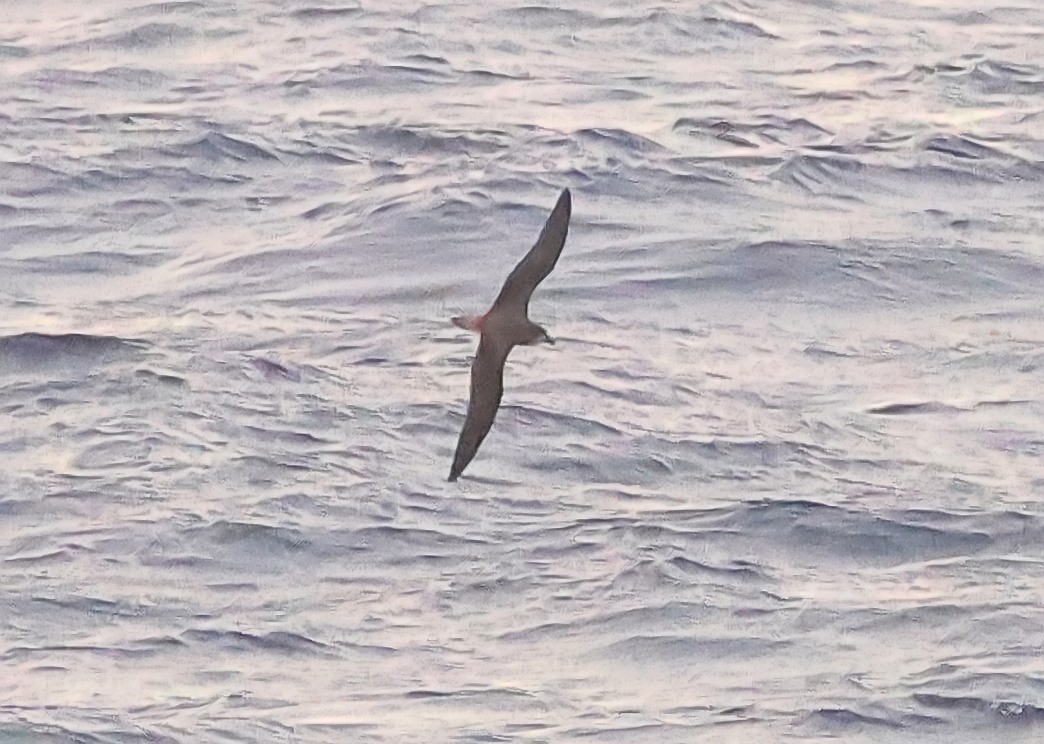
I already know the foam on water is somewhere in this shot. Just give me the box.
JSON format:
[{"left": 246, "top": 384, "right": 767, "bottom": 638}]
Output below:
[{"left": 1, "top": 0, "right": 1043, "bottom": 742}]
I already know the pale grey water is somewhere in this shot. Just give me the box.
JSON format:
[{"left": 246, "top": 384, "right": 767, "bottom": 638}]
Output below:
[{"left": 1, "top": 0, "right": 1043, "bottom": 741}]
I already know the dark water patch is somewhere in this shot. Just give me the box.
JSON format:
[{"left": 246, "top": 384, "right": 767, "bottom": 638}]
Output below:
[
  {"left": 73, "top": 167, "right": 129, "bottom": 191},
  {"left": 913, "top": 693, "right": 1044, "bottom": 722},
  {"left": 0, "top": 722, "right": 119, "bottom": 744},
  {"left": 17, "top": 249, "right": 166, "bottom": 276},
  {"left": 799, "top": 706, "right": 905, "bottom": 731},
  {"left": 296, "top": 61, "right": 459, "bottom": 93},
  {"left": 111, "top": 197, "right": 174, "bottom": 218},
  {"left": 924, "top": 133, "right": 1005, "bottom": 160},
  {"left": 228, "top": 451, "right": 313, "bottom": 477},
  {"left": 136, "top": 549, "right": 214, "bottom": 569},
  {"left": 404, "top": 685, "right": 538, "bottom": 701},
  {"left": 0, "top": 332, "right": 143, "bottom": 374},
  {"left": 402, "top": 53, "right": 449, "bottom": 66},
  {"left": 883, "top": 508, "right": 1043, "bottom": 555},
  {"left": 564, "top": 722, "right": 700, "bottom": 739},
  {"left": 345, "top": 122, "right": 507, "bottom": 157},
  {"left": 290, "top": 4, "right": 363, "bottom": 21},
  {"left": 2, "top": 642, "right": 168, "bottom": 660},
  {"left": 974, "top": 58, "right": 1044, "bottom": 89},
  {"left": 800, "top": 514, "right": 992, "bottom": 564},
  {"left": 493, "top": 6, "right": 599, "bottom": 30},
  {"left": 188, "top": 519, "right": 310, "bottom": 553},
  {"left": 298, "top": 722, "right": 378, "bottom": 734},
  {"left": 591, "top": 362, "right": 670, "bottom": 383},
  {"left": 131, "top": 635, "right": 187, "bottom": 653},
  {"left": 250, "top": 356, "right": 301, "bottom": 382},
  {"left": 597, "top": 633, "right": 787, "bottom": 662},
  {"left": 655, "top": 157, "right": 732, "bottom": 187},
  {"left": 955, "top": 58, "right": 1044, "bottom": 95},
  {"left": 72, "top": 434, "right": 156, "bottom": 472},
  {"left": 673, "top": 115, "right": 831, "bottom": 150},
  {"left": 241, "top": 423, "right": 330, "bottom": 447},
  {"left": 689, "top": 237, "right": 1039, "bottom": 307},
  {"left": 497, "top": 620, "right": 574, "bottom": 643},
  {"left": 134, "top": 367, "right": 188, "bottom": 388},
  {"left": 244, "top": 194, "right": 292, "bottom": 211},
  {"left": 577, "top": 486, "right": 676, "bottom": 509},
  {"left": 88, "top": 65, "right": 171, "bottom": 89},
  {"left": 279, "top": 139, "right": 361, "bottom": 165},
  {"left": 981, "top": 429, "right": 1039, "bottom": 459},
  {"left": 463, "top": 66, "right": 531, "bottom": 81},
  {"left": 0, "top": 497, "right": 35, "bottom": 516},
  {"left": 61, "top": 22, "right": 196, "bottom": 52},
  {"left": 867, "top": 401, "right": 961, "bottom": 415},
  {"left": 506, "top": 404, "right": 626, "bottom": 439},
  {"left": 689, "top": 239, "right": 855, "bottom": 300},
  {"left": 125, "top": 1, "right": 207, "bottom": 17},
  {"left": 0, "top": 44, "right": 30, "bottom": 59},
  {"left": 700, "top": 12, "right": 778, "bottom": 40},
  {"left": 206, "top": 581, "right": 259, "bottom": 593},
  {"left": 912, "top": 134, "right": 1042, "bottom": 181},
  {"left": 172, "top": 131, "right": 280, "bottom": 162},
  {"left": 5, "top": 548, "right": 75, "bottom": 564},
  {"left": 803, "top": 342, "right": 857, "bottom": 358},
  {"left": 863, "top": 128, "right": 918, "bottom": 152},
  {"left": 25, "top": 68, "right": 104, "bottom": 89},
  {"left": 331, "top": 524, "right": 492, "bottom": 556},
  {"left": 383, "top": 63, "right": 454, "bottom": 82},
  {"left": 0, "top": 160, "right": 71, "bottom": 198},
  {"left": 704, "top": 499, "right": 1003, "bottom": 566},
  {"left": 114, "top": 22, "right": 194, "bottom": 48},
  {"left": 607, "top": 8, "right": 693, "bottom": 33},
  {"left": 824, "top": 59, "right": 886, "bottom": 72},
  {"left": 301, "top": 200, "right": 348, "bottom": 220},
  {"left": 851, "top": 603, "right": 977, "bottom": 634},
  {"left": 669, "top": 556, "right": 767, "bottom": 582},
  {"left": 191, "top": 243, "right": 324, "bottom": 283},
  {"left": 770, "top": 152, "right": 866, "bottom": 195},
  {"left": 792, "top": 89, "right": 874, "bottom": 102},
  {"left": 254, "top": 493, "right": 328, "bottom": 517},
  {"left": 603, "top": 7, "right": 778, "bottom": 41},
  {"left": 25, "top": 664, "right": 70, "bottom": 674},
  {"left": 575, "top": 127, "right": 668, "bottom": 156},
  {"left": 605, "top": 557, "right": 683, "bottom": 593},
  {"left": 181, "top": 628, "right": 331, "bottom": 656}
]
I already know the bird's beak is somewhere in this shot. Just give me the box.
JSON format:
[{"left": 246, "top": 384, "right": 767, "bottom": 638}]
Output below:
[{"left": 546, "top": 336, "right": 556, "bottom": 345}]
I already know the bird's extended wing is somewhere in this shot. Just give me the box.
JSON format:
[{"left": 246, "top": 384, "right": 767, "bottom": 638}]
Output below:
[
  {"left": 448, "top": 334, "right": 512, "bottom": 481},
  {"left": 491, "top": 188, "right": 571, "bottom": 314}
]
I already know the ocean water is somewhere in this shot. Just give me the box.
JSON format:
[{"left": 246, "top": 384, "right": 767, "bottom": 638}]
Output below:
[{"left": 1, "top": 0, "right": 1043, "bottom": 741}]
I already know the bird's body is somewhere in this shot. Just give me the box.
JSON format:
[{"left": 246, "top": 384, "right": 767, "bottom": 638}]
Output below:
[{"left": 448, "top": 188, "right": 572, "bottom": 482}]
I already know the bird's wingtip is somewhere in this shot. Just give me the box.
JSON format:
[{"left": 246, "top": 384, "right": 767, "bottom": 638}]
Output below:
[{"left": 553, "top": 187, "right": 571, "bottom": 218}]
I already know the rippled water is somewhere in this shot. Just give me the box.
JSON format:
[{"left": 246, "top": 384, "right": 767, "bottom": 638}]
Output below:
[{"left": 2, "top": 1, "right": 1043, "bottom": 741}]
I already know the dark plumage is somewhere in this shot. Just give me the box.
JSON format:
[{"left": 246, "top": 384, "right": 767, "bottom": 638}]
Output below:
[{"left": 449, "top": 189, "right": 572, "bottom": 481}]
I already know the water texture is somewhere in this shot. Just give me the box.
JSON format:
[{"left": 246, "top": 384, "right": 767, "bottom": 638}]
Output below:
[{"left": 1, "top": 0, "right": 1042, "bottom": 741}]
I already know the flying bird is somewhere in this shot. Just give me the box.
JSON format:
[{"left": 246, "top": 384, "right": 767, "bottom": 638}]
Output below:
[{"left": 448, "top": 188, "right": 572, "bottom": 481}]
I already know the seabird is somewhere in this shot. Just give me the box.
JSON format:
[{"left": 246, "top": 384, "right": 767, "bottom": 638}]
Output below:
[{"left": 448, "top": 188, "right": 572, "bottom": 481}]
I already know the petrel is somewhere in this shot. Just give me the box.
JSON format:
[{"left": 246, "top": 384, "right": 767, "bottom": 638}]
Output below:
[{"left": 448, "top": 188, "right": 572, "bottom": 481}]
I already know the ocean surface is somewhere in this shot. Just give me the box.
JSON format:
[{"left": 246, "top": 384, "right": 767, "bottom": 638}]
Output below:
[{"left": 2, "top": 0, "right": 1043, "bottom": 741}]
